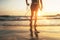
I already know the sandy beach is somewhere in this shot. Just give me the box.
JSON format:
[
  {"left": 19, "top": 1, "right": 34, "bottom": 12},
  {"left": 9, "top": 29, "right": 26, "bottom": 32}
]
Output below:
[{"left": 0, "top": 26, "right": 60, "bottom": 40}]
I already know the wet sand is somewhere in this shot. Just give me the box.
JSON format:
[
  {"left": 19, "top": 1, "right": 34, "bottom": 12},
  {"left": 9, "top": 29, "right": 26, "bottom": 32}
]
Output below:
[{"left": 0, "top": 26, "right": 60, "bottom": 40}]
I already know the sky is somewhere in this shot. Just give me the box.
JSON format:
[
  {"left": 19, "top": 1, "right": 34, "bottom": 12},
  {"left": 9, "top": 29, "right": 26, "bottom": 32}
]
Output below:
[{"left": 0, "top": 0, "right": 60, "bottom": 16}]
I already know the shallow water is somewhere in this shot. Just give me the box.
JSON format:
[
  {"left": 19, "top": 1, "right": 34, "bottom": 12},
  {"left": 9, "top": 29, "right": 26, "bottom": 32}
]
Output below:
[{"left": 0, "top": 19, "right": 60, "bottom": 26}]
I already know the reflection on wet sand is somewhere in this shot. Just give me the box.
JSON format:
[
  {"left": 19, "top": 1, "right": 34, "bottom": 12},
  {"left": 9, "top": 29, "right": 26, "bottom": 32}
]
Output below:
[{"left": 0, "top": 26, "right": 60, "bottom": 40}]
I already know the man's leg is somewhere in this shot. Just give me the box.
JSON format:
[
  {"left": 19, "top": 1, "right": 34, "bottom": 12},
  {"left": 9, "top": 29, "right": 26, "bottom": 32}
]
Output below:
[
  {"left": 34, "top": 18, "right": 39, "bottom": 38},
  {"left": 30, "top": 8, "right": 34, "bottom": 38},
  {"left": 34, "top": 10, "right": 39, "bottom": 38},
  {"left": 30, "top": 17, "right": 33, "bottom": 38}
]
